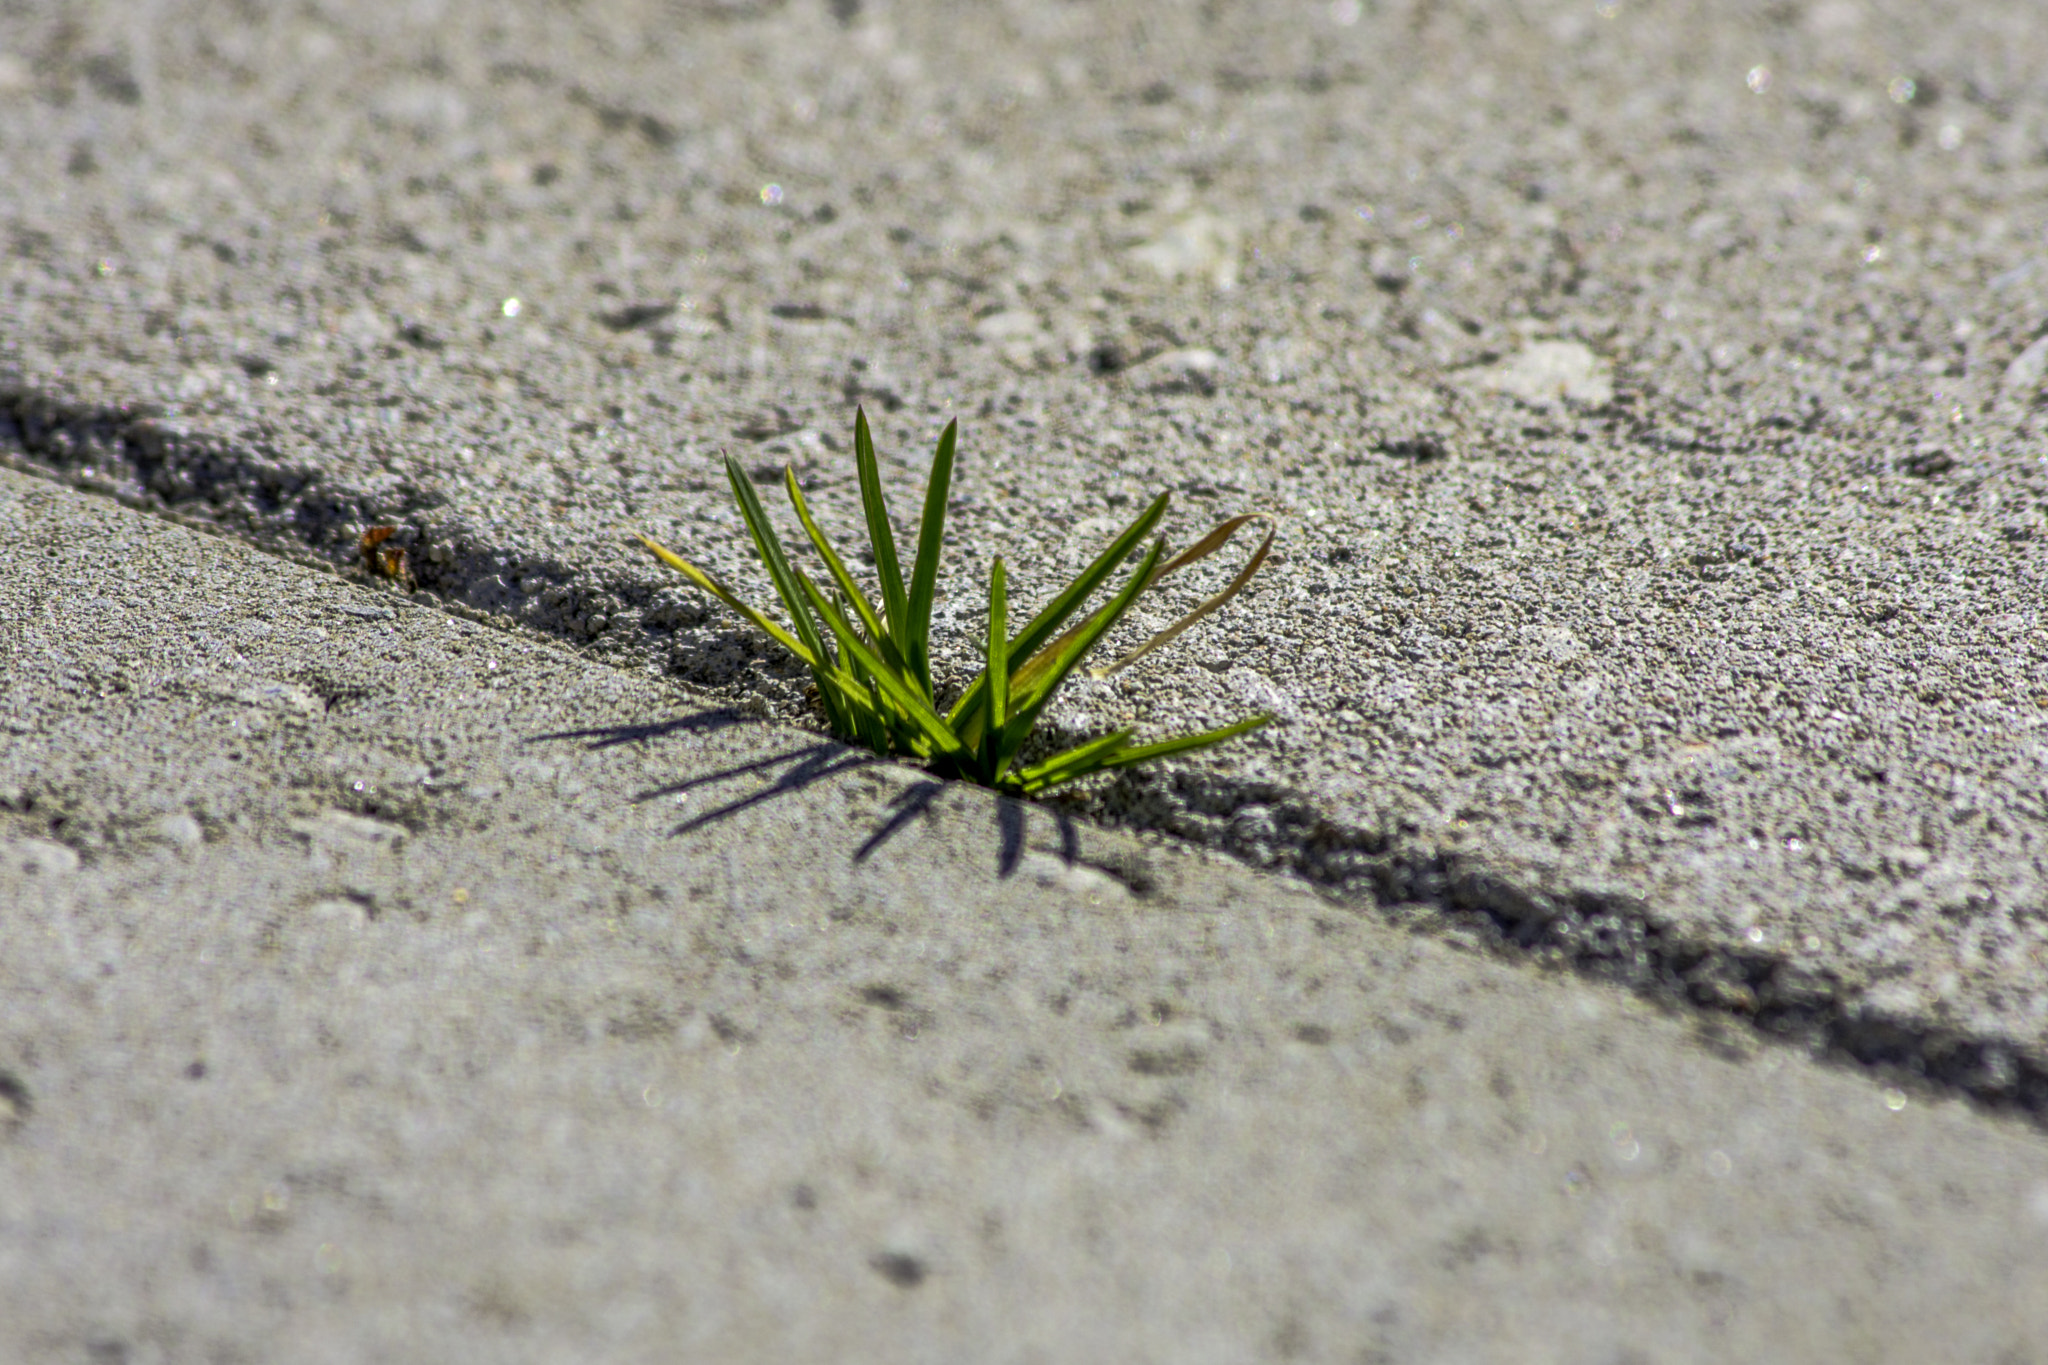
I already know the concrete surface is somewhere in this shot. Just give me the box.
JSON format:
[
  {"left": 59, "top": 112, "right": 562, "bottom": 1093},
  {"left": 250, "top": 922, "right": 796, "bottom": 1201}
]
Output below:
[
  {"left": 4, "top": 0, "right": 2048, "bottom": 1357},
  {"left": 5, "top": 464, "right": 2048, "bottom": 1363},
  {"left": 4, "top": 0, "right": 2047, "bottom": 1099}
]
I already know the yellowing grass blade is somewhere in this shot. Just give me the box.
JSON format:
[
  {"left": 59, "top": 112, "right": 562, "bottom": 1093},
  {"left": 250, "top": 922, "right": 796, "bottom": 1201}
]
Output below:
[
  {"left": 1094, "top": 514, "right": 1276, "bottom": 677},
  {"left": 636, "top": 534, "right": 816, "bottom": 667}
]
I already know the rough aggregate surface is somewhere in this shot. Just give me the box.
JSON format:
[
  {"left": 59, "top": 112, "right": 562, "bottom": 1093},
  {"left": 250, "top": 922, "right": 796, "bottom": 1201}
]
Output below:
[{"left": 4, "top": 2, "right": 2048, "bottom": 1106}]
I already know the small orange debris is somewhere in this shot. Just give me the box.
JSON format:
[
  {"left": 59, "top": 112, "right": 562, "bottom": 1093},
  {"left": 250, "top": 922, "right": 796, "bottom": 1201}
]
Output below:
[{"left": 359, "top": 526, "right": 413, "bottom": 588}]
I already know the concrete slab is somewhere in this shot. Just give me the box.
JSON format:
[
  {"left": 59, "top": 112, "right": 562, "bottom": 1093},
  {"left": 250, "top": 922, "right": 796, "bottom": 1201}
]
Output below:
[{"left": 4, "top": 0, "right": 2048, "bottom": 1354}]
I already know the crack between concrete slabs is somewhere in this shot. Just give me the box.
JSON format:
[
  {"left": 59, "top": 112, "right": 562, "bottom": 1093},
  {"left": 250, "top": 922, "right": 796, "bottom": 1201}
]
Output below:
[{"left": 5, "top": 380, "right": 2044, "bottom": 1129}]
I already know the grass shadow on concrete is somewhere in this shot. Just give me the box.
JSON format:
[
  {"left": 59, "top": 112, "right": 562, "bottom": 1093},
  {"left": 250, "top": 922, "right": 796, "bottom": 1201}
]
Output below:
[
  {"left": 995, "top": 795, "right": 1082, "bottom": 881},
  {"left": 527, "top": 711, "right": 875, "bottom": 838},
  {"left": 525, "top": 708, "right": 753, "bottom": 749},
  {"left": 530, "top": 713, "right": 1092, "bottom": 877},
  {"left": 638, "top": 741, "right": 877, "bottom": 837}
]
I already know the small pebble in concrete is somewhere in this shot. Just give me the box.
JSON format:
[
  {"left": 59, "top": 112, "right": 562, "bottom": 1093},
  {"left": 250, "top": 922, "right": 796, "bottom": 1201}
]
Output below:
[{"left": 1478, "top": 340, "right": 1614, "bottom": 408}]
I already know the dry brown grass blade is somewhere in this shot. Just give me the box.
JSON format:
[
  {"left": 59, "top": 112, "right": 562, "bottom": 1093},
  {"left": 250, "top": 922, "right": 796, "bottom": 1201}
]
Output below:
[{"left": 1091, "top": 513, "right": 1276, "bottom": 678}]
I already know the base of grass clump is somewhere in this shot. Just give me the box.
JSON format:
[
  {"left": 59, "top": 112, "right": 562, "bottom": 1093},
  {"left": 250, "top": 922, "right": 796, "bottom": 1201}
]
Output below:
[{"left": 638, "top": 406, "right": 1273, "bottom": 796}]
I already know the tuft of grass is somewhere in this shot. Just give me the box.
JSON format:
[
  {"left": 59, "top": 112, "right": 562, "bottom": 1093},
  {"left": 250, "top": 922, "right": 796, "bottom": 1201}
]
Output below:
[{"left": 638, "top": 406, "right": 1274, "bottom": 795}]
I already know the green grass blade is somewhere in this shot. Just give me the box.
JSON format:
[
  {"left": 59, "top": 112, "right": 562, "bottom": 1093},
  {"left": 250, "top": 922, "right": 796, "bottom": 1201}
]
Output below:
[
  {"left": 817, "top": 643, "right": 921, "bottom": 758},
  {"left": 852, "top": 406, "right": 912, "bottom": 649},
  {"left": 648, "top": 415, "right": 1272, "bottom": 802},
  {"left": 636, "top": 534, "right": 817, "bottom": 667},
  {"left": 903, "top": 418, "right": 957, "bottom": 699},
  {"left": 784, "top": 466, "right": 907, "bottom": 676},
  {"left": 821, "top": 588, "right": 938, "bottom": 760},
  {"left": 722, "top": 456, "right": 854, "bottom": 736},
  {"left": 793, "top": 570, "right": 918, "bottom": 753},
  {"left": 794, "top": 571, "right": 974, "bottom": 767},
  {"left": 724, "top": 455, "right": 835, "bottom": 674},
  {"left": 1020, "top": 713, "right": 1272, "bottom": 795},
  {"left": 947, "top": 490, "right": 1171, "bottom": 738},
  {"left": 995, "top": 538, "right": 1167, "bottom": 763},
  {"left": 983, "top": 556, "right": 1009, "bottom": 778},
  {"left": 831, "top": 661, "right": 890, "bottom": 754},
  {"left": 1007, "top": 727, "right": 1132, "bottom": 792}
]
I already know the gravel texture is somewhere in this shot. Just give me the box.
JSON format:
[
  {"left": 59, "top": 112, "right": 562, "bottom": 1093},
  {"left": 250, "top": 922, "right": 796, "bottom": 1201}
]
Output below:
[{"left": 3, "top": 3, "right": 2047, "bottom": 1108}]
